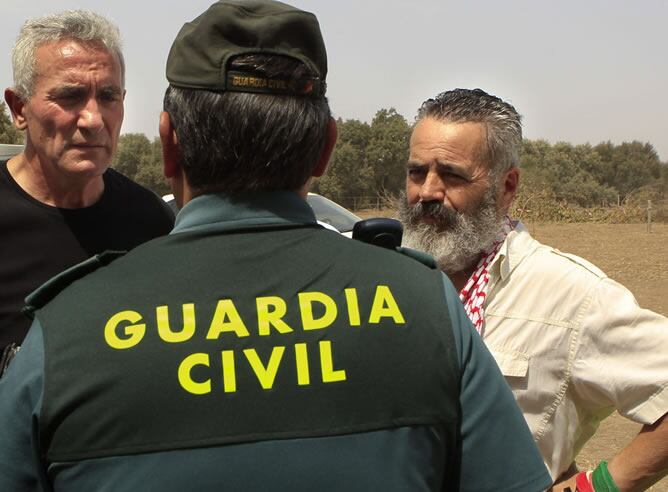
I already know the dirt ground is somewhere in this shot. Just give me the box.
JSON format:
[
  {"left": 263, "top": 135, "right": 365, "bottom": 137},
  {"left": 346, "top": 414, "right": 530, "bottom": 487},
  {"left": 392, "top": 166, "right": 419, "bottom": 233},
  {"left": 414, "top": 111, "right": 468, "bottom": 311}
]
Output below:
[{"left": 527, "top": 222, "right": 668, "bottom": 491}]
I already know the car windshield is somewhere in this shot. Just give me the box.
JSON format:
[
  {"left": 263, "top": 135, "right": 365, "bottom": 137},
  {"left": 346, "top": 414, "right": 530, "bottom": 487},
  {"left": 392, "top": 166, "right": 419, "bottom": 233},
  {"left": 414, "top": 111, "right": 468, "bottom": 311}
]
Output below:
[{"left": 307, "top": 194, "right": 360, "bottom": 233}]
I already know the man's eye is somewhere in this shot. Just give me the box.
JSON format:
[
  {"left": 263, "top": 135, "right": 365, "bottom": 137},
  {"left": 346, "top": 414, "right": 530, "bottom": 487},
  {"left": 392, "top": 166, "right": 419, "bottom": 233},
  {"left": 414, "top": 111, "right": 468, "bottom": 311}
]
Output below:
[
  {"left": 56, "top": 92, "right": 83, "bottom": 103},
  {"left": 442, "top": 171, "right": 465, "bottom": 181},
  {"left": 407, "top": 168, "right": 426, "bottom": 177},
  {"left": 99, "top": 92, "right": 121, "bottom": 102}
]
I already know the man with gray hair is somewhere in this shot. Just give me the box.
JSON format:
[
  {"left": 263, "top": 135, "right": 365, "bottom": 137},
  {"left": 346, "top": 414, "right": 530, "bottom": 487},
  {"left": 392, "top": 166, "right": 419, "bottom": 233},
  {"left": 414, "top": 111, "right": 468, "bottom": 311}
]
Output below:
[
  {"left": 399, "top": 88, "right": 668, "bottom": 491},
  {"left": 0, "top": 10, "right": 174, "bottom": 370}
]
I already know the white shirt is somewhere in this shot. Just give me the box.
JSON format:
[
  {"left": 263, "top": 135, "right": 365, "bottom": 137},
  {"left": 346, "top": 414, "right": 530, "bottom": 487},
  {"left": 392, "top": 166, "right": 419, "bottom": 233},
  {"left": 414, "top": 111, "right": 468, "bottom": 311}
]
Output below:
[{"left": 483, "top": 221, "right": 668, "bottom": 479}]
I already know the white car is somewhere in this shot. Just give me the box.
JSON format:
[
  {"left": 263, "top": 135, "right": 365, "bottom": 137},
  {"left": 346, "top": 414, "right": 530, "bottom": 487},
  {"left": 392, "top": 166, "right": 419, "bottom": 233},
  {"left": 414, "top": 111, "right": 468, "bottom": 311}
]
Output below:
[
  {"left": 0, "top": 144, "right": 24, "bottom": 161},
  {"left": 306, "top": 192, "right": 360, "bottom": 237},
  {"left": 162, "top": 192, "right": 361, "bottom": 237}
]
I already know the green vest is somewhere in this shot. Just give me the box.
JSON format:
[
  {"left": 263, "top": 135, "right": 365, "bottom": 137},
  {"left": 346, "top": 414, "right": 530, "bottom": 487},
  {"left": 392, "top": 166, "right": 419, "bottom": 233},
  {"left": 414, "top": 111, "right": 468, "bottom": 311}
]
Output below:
[{"left": 35, "top": 226, "right": 460, "bottom": 464}]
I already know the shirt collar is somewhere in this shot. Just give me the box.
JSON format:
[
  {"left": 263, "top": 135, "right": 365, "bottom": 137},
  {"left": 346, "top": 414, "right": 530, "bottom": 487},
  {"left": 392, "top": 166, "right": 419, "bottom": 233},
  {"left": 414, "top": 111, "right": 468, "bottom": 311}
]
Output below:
[
  {"left": 171, "top": 191, "right": 317, "bottom": 235},
  {"left": 488, "top": 220, "right": 538, "bottom": 282}
]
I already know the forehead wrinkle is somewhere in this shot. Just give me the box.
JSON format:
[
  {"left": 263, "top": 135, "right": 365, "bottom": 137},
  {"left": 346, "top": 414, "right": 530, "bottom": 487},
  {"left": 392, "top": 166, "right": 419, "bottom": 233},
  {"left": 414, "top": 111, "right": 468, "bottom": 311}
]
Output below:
[
  {"left": 436, "top": 116, "right": 490, "bottom": 168},
  {"left": 35, "top": 40, "right": 121, "bottom": 86}
]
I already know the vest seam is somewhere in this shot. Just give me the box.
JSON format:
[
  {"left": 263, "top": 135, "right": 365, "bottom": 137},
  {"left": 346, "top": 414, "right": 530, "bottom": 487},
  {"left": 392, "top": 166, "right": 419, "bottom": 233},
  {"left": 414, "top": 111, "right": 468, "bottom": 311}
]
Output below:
[{"left": 47, "top": 416, "right": 458, "bottom": 462}]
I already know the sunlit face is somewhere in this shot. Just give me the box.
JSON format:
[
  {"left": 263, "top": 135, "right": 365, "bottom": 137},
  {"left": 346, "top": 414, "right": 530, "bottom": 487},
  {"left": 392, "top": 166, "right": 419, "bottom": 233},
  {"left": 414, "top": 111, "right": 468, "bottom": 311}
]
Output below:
[
  {"left": 406, "top": 117, "right": 493, "bottom": 220},
  {"left": 401, "top": 117, "right": 504, "bottom": 273},
  {"left": 18, "top": 39, "right": 124, "bottom": 179}
]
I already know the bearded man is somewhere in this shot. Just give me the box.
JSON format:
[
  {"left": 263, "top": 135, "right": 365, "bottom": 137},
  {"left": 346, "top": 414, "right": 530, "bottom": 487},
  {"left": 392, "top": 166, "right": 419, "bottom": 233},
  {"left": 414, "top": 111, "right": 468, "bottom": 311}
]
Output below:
[{"left": 399, "top": 88, "right": 668, "bottom": 491}]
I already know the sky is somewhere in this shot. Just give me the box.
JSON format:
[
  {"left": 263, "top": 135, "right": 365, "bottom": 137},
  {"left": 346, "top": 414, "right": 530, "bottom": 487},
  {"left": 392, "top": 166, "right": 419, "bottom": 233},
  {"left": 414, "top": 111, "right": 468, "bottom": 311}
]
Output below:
[{"left": 2, "top": 0, "right": 667, "bottom": 160}]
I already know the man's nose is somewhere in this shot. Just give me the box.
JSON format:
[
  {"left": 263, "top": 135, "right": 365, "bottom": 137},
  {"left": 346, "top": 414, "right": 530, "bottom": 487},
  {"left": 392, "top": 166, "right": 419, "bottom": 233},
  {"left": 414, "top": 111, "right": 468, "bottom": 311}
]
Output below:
[
  {"left": 419, "top": 172, "right": 445, "bottom": 202},
  {"left": 78, "top": 98, "right": 104, "bottom": 133}
]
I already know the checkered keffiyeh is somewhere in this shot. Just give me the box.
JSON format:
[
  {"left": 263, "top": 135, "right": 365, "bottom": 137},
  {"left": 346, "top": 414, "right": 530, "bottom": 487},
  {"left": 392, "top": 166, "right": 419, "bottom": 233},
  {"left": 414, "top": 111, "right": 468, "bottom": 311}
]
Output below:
[{"left": 459, "top": 216, "right": 514, "bottom": 335}]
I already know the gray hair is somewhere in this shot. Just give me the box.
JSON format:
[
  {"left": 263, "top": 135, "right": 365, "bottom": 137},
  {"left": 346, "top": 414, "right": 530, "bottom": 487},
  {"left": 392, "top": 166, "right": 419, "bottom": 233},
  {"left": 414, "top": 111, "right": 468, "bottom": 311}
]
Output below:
[
  {"left": 416, "top": 88, "right": 522, "bottom": 180},
  {"left": 11, "top": 10, "right": 125, "bottom": 100}
]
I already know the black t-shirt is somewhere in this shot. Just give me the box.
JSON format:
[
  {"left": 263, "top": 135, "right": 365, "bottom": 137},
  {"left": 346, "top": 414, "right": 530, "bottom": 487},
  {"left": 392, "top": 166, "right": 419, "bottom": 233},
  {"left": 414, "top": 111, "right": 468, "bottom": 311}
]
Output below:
[{"left": 0, "top": 160, "right": 175, "bottom": 348}]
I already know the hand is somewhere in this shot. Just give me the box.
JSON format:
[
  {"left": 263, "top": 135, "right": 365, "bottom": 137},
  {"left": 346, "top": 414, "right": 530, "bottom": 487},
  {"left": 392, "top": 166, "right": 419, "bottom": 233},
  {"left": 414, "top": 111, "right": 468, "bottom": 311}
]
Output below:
[{"left": 549, "top": 473, "right": 578, "bottom": 492}]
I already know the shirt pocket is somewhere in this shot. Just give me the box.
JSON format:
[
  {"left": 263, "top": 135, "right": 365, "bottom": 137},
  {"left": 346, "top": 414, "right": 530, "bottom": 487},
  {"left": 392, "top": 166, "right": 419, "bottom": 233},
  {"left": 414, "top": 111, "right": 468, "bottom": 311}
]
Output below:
[{"left": 489, "top": 348, "right": 530, "bottom": 378}]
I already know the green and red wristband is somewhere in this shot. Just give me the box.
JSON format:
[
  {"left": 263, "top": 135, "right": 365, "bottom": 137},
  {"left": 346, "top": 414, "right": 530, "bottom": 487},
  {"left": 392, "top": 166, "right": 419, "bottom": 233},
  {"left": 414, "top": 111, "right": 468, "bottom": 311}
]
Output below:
[{"left": 575, "top": 461, "right": 620, "bottom": 492}]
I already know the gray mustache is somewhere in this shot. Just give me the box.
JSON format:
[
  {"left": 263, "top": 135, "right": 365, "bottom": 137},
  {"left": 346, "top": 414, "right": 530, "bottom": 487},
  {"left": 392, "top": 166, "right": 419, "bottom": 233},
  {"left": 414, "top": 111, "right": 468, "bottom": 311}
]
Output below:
[{"left": 408, "top": 201, "right": 457, "bottom": 225}]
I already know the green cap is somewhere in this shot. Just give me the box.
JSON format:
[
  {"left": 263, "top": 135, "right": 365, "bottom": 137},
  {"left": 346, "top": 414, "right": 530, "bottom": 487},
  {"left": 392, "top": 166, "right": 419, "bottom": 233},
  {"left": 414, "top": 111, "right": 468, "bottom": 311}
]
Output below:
[{"left": 166, "top": 0, "right": 327, "bottom": 97}]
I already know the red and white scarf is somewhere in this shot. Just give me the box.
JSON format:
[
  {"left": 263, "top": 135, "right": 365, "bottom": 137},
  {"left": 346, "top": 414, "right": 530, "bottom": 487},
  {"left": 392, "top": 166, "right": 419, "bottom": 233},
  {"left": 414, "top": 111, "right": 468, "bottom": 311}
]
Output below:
[{"left": 459, "top": 216, "right": 514, "bottom": 335}]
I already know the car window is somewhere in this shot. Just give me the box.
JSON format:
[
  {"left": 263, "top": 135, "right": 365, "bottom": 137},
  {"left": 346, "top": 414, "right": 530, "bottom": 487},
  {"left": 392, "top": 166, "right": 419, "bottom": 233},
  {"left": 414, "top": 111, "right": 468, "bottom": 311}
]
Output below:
[{"left": 307, "top": 194, "right": 360, "bottom": 233}]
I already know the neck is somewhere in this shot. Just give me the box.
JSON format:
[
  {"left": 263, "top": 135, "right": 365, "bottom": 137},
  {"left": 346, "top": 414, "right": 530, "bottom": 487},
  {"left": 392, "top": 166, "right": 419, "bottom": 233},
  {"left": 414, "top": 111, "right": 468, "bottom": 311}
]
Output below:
[
  {"left": 7, "top": 152, "right": 105, "bottom": 208},
  {"left": 447, "top": 266, "right": 477, "bottom": 292}
]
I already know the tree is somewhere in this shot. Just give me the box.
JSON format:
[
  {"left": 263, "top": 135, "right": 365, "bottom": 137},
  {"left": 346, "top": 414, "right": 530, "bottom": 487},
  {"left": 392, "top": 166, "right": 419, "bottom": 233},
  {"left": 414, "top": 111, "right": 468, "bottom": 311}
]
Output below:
[
  {"left": 365, "top": 108, "right": 410, "bottom": 195},
  {"left": 134, "top": 138, "right": 170, "bottom": 196},
  {"left": 111, "top": 133, "right": 170, "bottom": 196},
  {"left": 314, "top": 118, "right": 374, "bottom": 206},
  {"left": 599, "top": 141, "right": 662, "bottom": 200},
  {"left": 336, "top": 118, "right": 371, "bottom": 151},
  {"left": 112, "top": 133, "right": 152, "bottom": 180},
  {"left": 316, "top": 141, "right": 374, "bottom": 207},
  {"left": 521, "top": 140, "right": 616, "bottom": 207},
  {"left": 0, "top": 104, "right": 23, "bottom": 144}
]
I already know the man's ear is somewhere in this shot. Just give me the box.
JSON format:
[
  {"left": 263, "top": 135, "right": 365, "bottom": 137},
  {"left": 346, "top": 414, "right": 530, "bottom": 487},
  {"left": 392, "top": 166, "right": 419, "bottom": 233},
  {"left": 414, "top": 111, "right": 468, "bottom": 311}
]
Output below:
[
  {"left": 4, "top": 88, "right": 27, "bottom": 130},
  {"left": 159, "top": 111, "right": 180, "bottom": 179},
  {"left": 498, "top": 166, "right": 520, "bottom": 213},
  {"left": 312, "top": 117, "right": 337, "bottom": 178}
]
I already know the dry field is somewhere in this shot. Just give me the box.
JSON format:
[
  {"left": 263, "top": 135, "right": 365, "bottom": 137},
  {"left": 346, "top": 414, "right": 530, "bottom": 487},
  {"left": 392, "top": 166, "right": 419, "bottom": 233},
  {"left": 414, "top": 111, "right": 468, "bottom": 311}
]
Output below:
[{"left": 358, "top": 212, "right": 668, "bottom": 490}]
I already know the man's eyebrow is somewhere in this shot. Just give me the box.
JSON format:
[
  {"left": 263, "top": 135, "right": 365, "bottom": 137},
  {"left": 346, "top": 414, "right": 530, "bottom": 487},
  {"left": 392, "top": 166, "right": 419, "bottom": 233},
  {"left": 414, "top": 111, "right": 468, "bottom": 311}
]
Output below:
[
  {"left": 49, "top": 85, "right": 86, "bottom": 97},
  {"left": 406, "top": 160, "right": 427, "bottom": 168},
  {"left": 98, "top": 85, "right": 123, "bottom": 95},
  {"left": 435, "top": 161, "right": 470, "bottom": 177}
]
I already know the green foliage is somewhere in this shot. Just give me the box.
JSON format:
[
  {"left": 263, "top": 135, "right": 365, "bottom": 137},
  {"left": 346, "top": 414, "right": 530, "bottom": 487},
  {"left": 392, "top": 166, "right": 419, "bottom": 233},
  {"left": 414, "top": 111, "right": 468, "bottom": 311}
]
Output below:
[
  {"left": 515, "top": 138, "right": 667, "bottom": 222},
  {"left": 314, "top": 109, "right": 410, "bottom": 208},
  {"left": 112, "top": 134, "right": 169, "bottom": 196},
  {"left": 335, "top": 118, "right": 371, "bottom": 151},
  {"left": 596, "top": 141, "right": 662, "bottom": 199},
  {"left": 112, "top": 133, "right": 152, "bottom": 178},
  {"left": 107, "top": 107, "right": 667, "bottom": 218},
  {"left": 315, "top": 141, "right": 374, "bottom": 204},
  {"left": 366, "top": 108, "right": 410, "bottom": 193},
  {"left": 519, "top": 139, "right": 665, "bottom": 208},
  {"left": 134, "top": 138, "right": 171, "bottom": 196},
  {"left": 520, "top": 140, "right": 617, "bottom": 207},
  {"left": 0, "top": 104, "right": 23, "bottom": 144}
]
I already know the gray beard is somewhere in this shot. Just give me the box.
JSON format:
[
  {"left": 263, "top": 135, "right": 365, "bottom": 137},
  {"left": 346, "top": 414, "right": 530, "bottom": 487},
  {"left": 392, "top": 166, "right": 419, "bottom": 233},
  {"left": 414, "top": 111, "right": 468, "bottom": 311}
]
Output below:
[{"left": 397, "top": 189, "right": 504, "bottom": 275}]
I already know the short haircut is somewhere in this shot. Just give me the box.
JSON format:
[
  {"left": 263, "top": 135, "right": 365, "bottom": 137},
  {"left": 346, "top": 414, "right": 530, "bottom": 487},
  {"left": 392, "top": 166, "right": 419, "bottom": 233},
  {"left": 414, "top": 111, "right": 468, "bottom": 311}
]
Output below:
[
  {"left": 163, "top": 54, "right": 331, "bottom": 194},
  {"left": 417, "top": 88, "right": 522, "bottom": 178},
  {"left": 11, "top": 10, "right": 125, "bottom": 100}
]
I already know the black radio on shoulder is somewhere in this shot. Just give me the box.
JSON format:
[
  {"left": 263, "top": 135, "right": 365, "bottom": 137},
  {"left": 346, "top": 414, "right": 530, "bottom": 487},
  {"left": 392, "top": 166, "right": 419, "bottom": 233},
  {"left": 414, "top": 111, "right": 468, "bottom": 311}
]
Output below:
[{"left": 352, "top": 218, "right": 403, "bottom": 250}]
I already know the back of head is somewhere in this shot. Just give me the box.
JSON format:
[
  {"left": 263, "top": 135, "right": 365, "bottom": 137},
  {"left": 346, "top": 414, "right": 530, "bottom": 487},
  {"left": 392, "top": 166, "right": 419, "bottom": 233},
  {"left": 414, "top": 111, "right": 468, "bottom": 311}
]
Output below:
[
  {"left": 163, "top": 0, "right": 332, "bottom": 195},
  {"left": 417, "top": 88, "right": 522, "bottom": 179},
  {"left": 11, "top": 10, "right": 125, "bottom": 101}
]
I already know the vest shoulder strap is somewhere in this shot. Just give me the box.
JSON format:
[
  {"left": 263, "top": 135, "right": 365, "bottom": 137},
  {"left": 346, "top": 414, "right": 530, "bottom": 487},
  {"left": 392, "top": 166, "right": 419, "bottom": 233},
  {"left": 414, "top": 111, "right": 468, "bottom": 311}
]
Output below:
[
  {"left": 22, "top": 250, "right": 127, "bottom": 319},
  {"left": 395, "top": 246, "right": 438, "bottom": 269}
]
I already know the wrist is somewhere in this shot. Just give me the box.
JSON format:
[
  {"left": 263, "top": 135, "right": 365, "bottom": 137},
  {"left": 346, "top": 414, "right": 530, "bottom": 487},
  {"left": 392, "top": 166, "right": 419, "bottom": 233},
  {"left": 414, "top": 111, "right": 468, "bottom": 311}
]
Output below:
[
  {"left": 576, "top": 470, "right": 594, "bottom": 492},
  {"left": 575, "top": 462, "right": 620, "bottom": 492}
]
